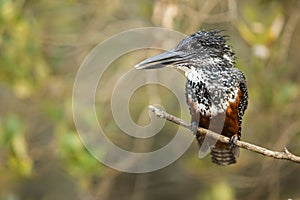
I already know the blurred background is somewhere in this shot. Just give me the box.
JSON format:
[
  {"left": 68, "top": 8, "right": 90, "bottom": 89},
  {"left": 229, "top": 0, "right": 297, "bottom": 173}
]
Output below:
[{"left": 1, "top": 0, "right": 300, "bottom": 199}]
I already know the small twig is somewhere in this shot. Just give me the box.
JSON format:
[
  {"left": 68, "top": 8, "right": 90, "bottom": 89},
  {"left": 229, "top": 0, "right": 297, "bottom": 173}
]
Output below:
[{"left": 148, "top": 105, "right": 300, "bottom": 164}]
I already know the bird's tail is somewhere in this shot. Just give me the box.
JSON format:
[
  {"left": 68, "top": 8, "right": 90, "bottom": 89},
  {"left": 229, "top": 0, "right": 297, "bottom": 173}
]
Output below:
[{"left": 210, "top": 142, "right": 239, "bottom": 166}]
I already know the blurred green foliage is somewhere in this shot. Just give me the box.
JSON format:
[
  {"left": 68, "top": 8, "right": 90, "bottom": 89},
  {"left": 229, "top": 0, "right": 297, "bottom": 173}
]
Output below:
[
  {"left": 0, "top": 114, "right": 32, "bottom": 176},
  {"left": 0, "top": 0, "right": 300, "bottom": 200},
  {"left": 0, "top": 0, "right": 49, "bottom": 98}
]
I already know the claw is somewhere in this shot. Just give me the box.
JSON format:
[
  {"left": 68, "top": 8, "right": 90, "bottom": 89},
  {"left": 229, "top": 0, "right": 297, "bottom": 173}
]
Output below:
[{"left": 229, "top": 135, "right": 238, "bottom": 149}]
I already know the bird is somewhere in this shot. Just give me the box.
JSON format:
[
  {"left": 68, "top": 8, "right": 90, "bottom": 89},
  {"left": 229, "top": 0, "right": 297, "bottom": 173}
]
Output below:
[{"left": 135, "top": 30, "right": 248, "bottom": 166}]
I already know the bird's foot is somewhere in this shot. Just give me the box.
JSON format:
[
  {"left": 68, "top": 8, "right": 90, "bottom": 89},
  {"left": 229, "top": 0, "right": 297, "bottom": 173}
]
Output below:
[
  {"left": 191, "top": 122, "right": 198, "bottom": 135},
  {"left": 229, "top": 135, "right": 238, "bottom": 149}
]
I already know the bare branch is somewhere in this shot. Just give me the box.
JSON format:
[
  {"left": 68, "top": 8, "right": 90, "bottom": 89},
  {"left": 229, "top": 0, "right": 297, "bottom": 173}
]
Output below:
[{"left": 148, "top": 105, "right": 300, "bottom": 164}]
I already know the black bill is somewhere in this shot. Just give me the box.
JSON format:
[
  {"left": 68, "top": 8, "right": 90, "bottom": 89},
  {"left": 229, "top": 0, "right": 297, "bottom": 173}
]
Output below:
[{"left": 135, "top": 49, "right": 188, "bottom": 69}]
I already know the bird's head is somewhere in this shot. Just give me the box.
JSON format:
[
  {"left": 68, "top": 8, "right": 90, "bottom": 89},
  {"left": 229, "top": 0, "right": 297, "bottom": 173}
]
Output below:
[{"left": 135, "top": 30, "right": 235, "bottom": 71}]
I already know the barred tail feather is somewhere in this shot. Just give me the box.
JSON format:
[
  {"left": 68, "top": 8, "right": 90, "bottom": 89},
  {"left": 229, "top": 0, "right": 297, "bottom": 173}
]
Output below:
[{"left": 210, "top": 146, "right": 238, "bottom": 166}]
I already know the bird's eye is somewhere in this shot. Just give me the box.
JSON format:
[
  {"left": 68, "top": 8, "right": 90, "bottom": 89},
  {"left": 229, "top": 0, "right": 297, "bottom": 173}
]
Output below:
[{"left": 192, "top": 43, "right": 202, "bottom": 49}]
